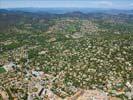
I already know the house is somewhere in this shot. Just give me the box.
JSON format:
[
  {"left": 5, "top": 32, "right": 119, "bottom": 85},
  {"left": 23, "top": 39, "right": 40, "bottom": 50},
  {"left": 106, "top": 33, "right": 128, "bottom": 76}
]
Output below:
[{"left": 3, "top": 62, "right": 16, "bottom": 72}]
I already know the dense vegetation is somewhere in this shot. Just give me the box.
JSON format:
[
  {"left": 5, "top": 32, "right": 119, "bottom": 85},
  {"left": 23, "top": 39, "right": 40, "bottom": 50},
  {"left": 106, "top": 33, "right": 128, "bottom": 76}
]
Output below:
[{"left": 0, "top": 9, "right": 133, "bottom": 99}]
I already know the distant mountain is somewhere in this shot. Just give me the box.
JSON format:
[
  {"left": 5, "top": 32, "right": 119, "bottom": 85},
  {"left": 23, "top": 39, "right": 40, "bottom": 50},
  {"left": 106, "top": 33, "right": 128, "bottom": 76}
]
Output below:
[
  {"left": 0, "top": 9, "right": 10, "bottom": 13},
  {"left": 0, "top": 8, "right": 133, "bottom": 33},
  {"left": 3, "top": 7, "right": 133, "bottom": 15},
  {"left": 6, "top": 8, "right": 105, "bottom": 14}
]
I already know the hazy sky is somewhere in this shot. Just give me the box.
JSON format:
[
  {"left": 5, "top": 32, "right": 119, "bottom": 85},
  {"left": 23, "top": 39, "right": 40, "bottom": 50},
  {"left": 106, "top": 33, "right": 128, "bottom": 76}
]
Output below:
[{"left": 0, "top": 0, "right": 133, "bottom": 9}]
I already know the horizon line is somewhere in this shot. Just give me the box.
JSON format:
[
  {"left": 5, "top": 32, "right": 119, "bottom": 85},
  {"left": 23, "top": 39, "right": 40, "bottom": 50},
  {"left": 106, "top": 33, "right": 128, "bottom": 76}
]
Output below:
[{"left": 0, "top": 7, "right": 133, "bottom": 10}]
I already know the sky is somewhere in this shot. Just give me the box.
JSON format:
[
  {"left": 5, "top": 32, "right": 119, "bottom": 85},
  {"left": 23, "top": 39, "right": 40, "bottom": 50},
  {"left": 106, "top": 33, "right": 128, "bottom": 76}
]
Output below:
[{"left": 0, "top": 0, "right": 133, "bottom": 9}]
